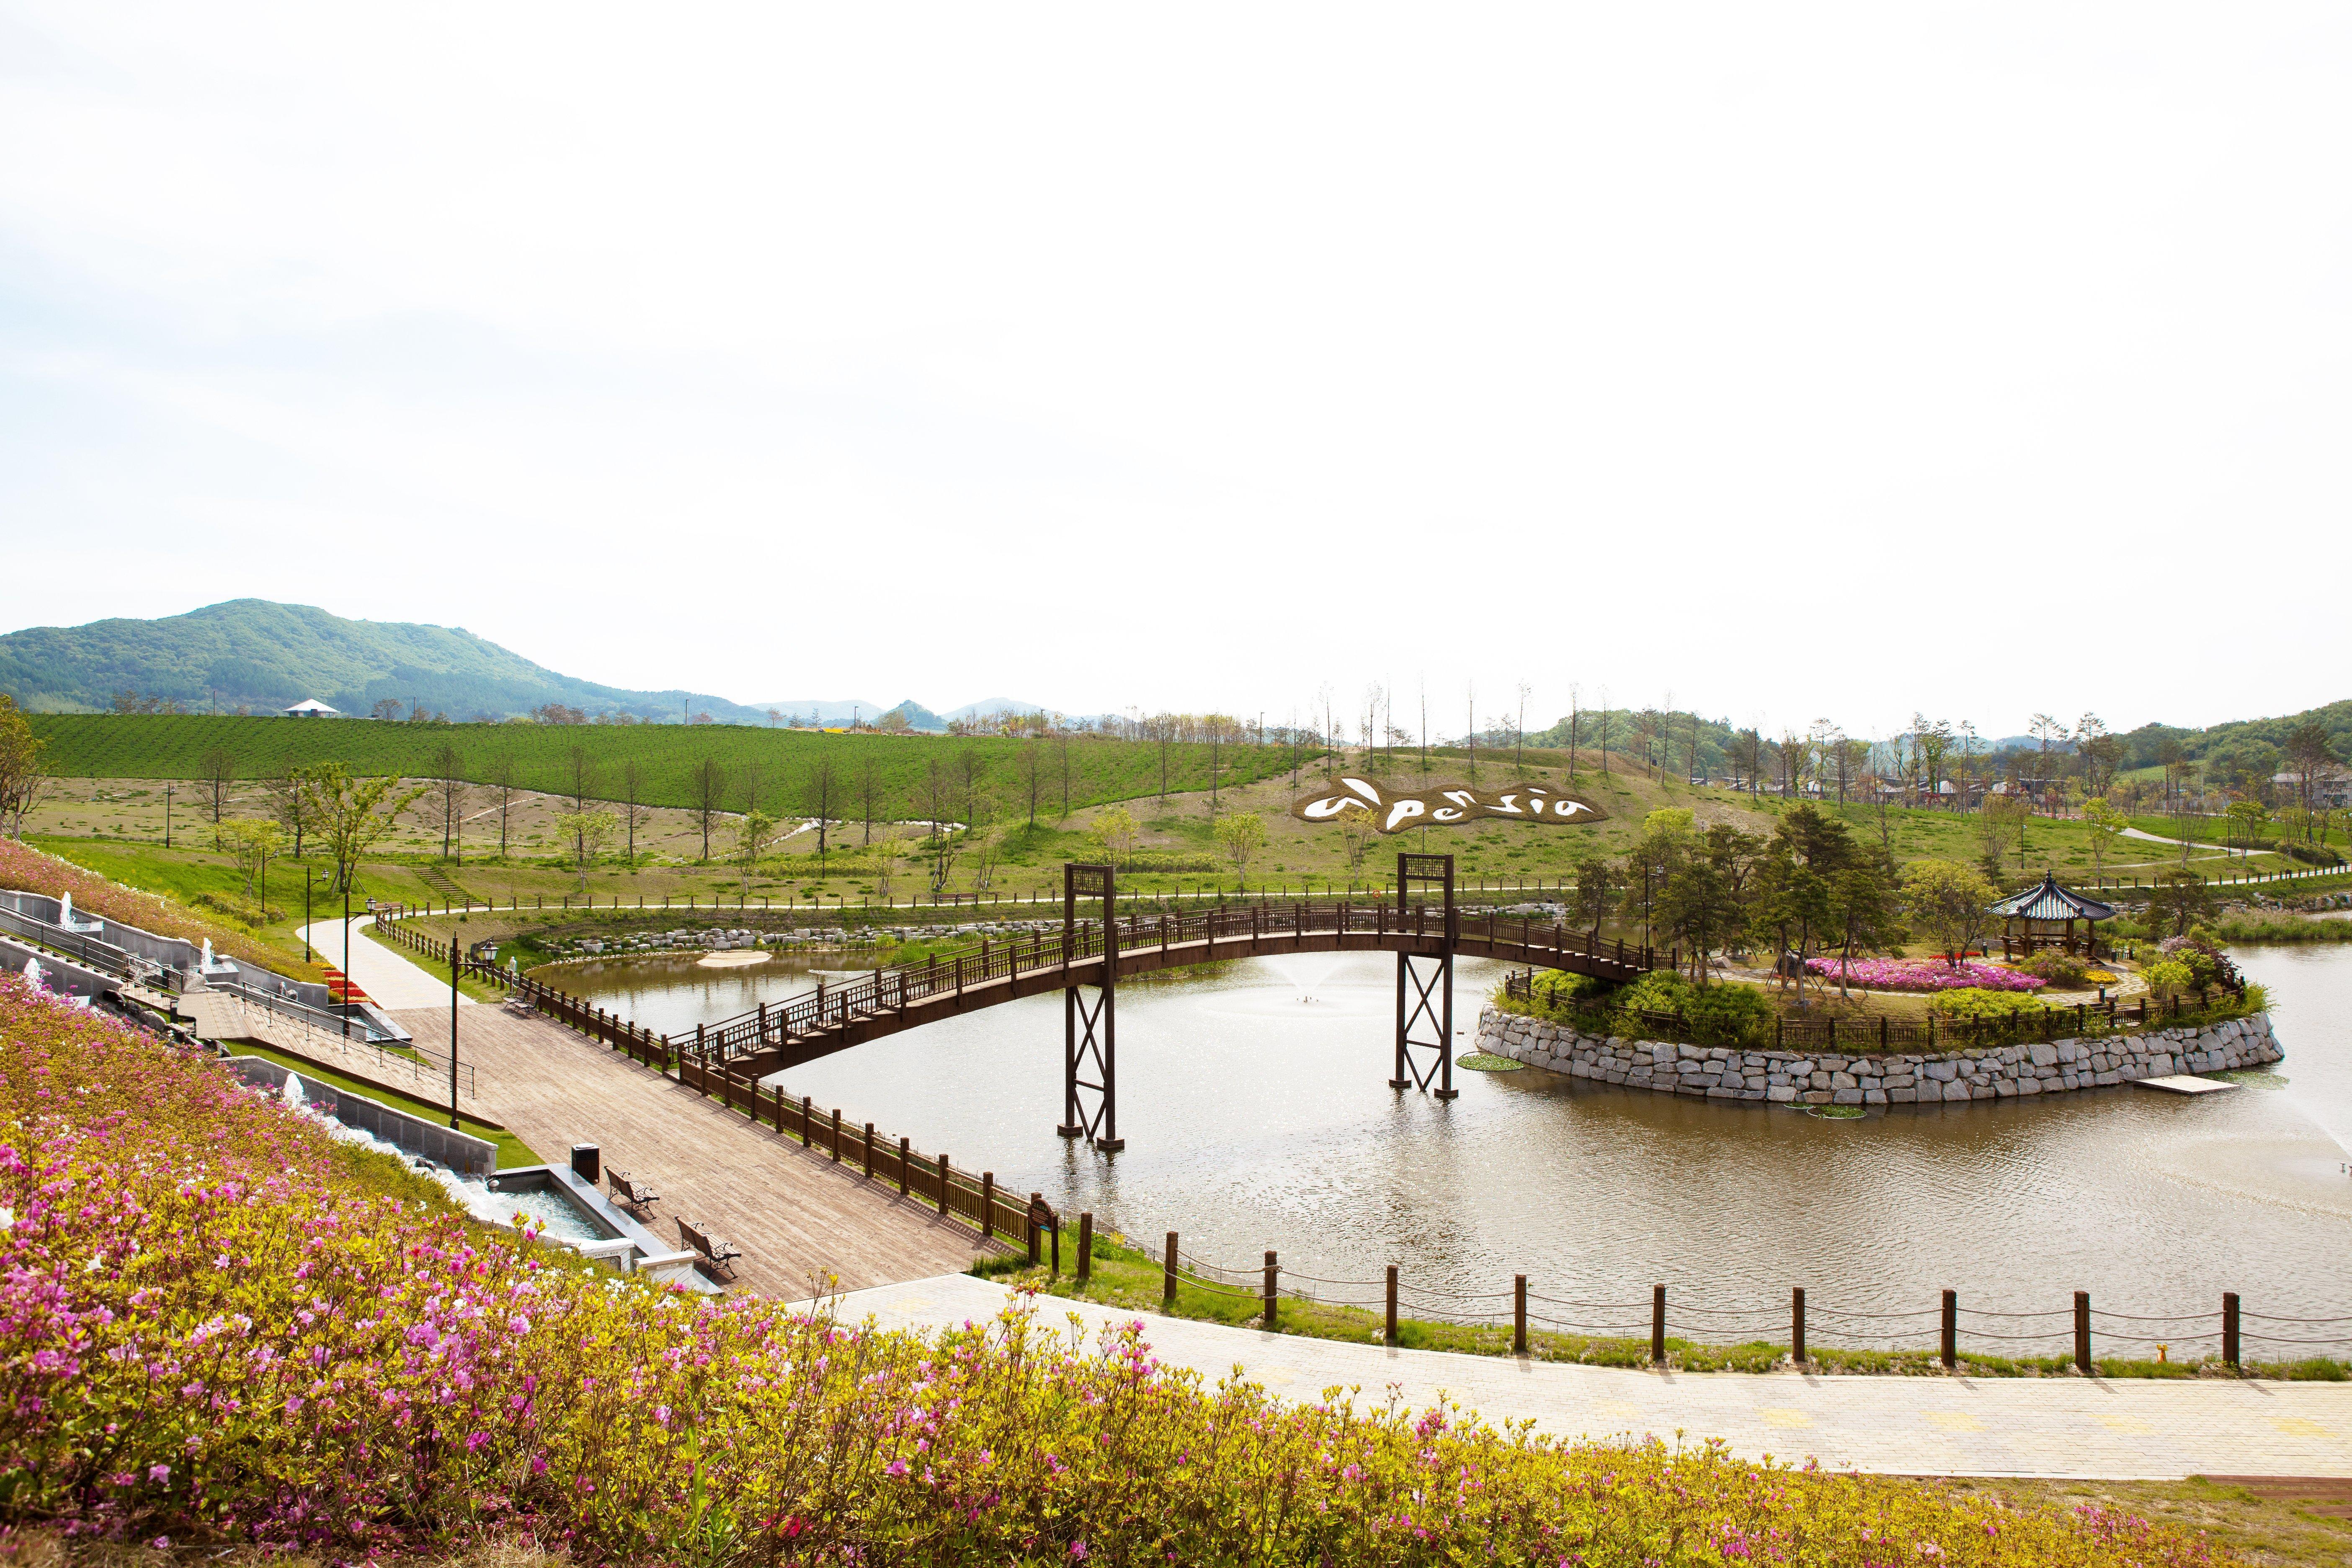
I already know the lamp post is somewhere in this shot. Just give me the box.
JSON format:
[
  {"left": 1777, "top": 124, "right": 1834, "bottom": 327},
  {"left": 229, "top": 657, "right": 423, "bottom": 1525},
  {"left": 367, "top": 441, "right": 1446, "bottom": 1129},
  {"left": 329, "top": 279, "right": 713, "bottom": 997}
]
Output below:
[
  {"left": 302, "top": 870, "right": 314, "bottom": 962},
  {"left": 163, "top": 782, "right": 174, "bottom": 849},
  {"left": 341, "top": 878, "right": 352, "bottom": 1044},
  {"left": 449, "top": 932, "right": 462, "bottom": 1130}
]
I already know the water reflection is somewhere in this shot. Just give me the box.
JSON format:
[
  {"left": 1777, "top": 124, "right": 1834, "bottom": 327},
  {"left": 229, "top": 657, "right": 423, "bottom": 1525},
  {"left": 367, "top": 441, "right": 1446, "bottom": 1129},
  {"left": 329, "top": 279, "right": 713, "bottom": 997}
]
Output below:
[{"left": 539, "top": 944, "right": 2352, "bottom": 1341}]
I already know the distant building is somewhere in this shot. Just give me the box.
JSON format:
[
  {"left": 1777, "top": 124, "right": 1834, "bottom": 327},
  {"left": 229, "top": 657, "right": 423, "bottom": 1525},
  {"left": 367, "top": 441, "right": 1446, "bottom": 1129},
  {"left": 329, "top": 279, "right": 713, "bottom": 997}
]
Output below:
[
  {"left": 2272, "top": 770, "right": 2352, "bottom": 811},
  {"left": 281, "top": 699, "right": 340, "bottom": 718}
]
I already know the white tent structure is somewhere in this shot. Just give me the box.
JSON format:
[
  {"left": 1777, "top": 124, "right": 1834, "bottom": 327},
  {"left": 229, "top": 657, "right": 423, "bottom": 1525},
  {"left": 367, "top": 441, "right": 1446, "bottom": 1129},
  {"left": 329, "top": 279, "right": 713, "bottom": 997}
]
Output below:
[{"left": 282, "top": 699, "right": 340, "bottom": 717}]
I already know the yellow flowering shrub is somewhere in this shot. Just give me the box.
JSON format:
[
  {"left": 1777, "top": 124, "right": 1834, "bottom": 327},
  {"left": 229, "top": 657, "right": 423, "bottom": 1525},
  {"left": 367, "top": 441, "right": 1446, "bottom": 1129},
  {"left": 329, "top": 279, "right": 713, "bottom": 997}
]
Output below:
[{"left": 0, "top": 978, "right": 2239, "bottom": 1565}]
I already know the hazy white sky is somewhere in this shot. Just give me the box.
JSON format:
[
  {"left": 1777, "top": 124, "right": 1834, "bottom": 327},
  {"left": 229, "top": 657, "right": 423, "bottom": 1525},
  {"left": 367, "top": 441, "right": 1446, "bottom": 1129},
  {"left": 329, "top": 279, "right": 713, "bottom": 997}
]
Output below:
[{"left": 3, "top": 4, "right": 2345, "bottom": 738}]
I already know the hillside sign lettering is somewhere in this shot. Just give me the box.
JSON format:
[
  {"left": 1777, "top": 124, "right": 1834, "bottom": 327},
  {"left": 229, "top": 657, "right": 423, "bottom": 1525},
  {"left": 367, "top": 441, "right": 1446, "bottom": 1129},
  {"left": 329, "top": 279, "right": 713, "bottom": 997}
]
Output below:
[{"left": 1289, "top": 777, "right": 1608, "bottom": 835}]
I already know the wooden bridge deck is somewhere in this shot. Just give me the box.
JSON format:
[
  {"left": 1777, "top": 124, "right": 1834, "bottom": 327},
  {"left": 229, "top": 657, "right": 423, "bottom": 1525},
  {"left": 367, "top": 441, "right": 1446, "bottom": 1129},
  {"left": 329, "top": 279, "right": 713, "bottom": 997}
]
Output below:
[
  {"left": 389, "top": 1005, "right": 1006, "bottom": 1297},
  {"left": 721, "top": 915, "right": 1652, "bottom": 1079}
]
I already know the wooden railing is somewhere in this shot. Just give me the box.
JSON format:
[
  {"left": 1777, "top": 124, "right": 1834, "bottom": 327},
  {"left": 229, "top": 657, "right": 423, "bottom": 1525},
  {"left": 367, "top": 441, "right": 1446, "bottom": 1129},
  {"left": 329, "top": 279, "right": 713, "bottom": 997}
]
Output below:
[
  {"left": 374, "top": 907, "right": 1033, "bottom": 1248},
  {"left": 682, "top": 900, "right": 1655, "bottom": 1064}
]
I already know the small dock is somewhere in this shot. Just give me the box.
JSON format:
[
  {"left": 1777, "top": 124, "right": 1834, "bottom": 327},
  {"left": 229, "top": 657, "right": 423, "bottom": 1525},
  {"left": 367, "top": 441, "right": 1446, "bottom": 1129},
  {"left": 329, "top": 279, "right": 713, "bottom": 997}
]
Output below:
[{"left": 2135, "top": 1075, "right": 2238, "bottom": 1095}]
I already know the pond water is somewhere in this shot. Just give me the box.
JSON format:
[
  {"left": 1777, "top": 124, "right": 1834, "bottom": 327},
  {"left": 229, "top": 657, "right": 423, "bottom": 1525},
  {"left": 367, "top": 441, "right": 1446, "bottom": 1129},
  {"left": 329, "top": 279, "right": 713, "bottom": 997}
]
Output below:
[{"left": 537, "top": 944, "right": 2352, "bottom": 1352}]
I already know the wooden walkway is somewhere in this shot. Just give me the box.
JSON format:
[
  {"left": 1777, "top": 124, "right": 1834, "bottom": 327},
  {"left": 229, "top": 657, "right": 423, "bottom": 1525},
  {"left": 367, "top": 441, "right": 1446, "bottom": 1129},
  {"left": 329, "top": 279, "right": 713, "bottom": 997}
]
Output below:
[{"left": 389, "top": 1005, "right": 1006, "bottom": 1297}]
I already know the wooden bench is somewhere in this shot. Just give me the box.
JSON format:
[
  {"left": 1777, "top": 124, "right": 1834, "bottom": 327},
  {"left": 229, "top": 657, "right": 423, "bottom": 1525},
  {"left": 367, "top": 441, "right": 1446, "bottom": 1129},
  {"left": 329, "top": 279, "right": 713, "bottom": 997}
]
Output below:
[
  {"left": 606, "top": 1168, "right": 660, "bottom": 1215},
  {"left": 501, "top": 994, "right": 536, "bottom": 1017},
  {"left": 676, "top": 1217, "right": 742, "bottom": 1279}
]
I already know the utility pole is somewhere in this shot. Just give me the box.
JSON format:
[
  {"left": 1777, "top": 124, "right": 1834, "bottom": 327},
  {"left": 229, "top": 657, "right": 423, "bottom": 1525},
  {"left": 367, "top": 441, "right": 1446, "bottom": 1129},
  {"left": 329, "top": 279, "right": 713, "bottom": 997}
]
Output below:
[{"left": 163, "top": 782, "right": 174, "bottom": 848}]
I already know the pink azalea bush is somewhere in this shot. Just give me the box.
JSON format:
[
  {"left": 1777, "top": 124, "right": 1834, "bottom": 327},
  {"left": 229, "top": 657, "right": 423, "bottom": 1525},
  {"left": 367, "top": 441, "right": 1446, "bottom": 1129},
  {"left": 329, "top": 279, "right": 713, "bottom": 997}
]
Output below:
[
  {"left": 1805, "top": 957, "right": 2047, "bottom": 993},
  {"left": 0, "top": 977, "right": 2228, "bottom": 1564}
]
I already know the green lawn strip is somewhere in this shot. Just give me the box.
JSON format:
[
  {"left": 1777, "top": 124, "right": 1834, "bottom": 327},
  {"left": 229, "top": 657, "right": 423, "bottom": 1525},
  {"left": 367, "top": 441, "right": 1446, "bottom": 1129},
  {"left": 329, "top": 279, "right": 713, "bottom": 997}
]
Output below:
[
  {"left": 359, "top": 919, "right": 510, "bottom": 1002},
  {"left": 1958, "top": 1476, "right": 2352, "bottom": 1568},
  {"left": 219, "top": 1037, "right": 542, "bottom": 1169},
  {"left": 975, "top": 1230, "right": 2344, "bottom": 1380}
]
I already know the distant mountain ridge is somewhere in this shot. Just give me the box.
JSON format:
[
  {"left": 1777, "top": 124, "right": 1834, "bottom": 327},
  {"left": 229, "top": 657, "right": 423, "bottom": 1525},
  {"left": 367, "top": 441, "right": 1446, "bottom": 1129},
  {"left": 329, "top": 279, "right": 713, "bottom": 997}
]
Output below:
[{"left": 0, "top": 600, "right": 1080, "bottom": 732}]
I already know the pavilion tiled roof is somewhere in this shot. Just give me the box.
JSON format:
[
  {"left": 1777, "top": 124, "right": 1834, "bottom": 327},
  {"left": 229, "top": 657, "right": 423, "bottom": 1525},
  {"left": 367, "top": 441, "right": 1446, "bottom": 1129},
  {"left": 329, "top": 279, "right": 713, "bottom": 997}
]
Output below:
[{"left": 1987, "top": 871, "right": 2116, "bottom": 922}]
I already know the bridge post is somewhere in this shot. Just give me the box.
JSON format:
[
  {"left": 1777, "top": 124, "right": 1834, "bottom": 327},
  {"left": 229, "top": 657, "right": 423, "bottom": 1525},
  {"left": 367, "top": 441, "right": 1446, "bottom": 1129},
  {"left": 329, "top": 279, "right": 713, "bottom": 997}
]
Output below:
[
  {"left": 1390, "top": 853, "right": 1458, "bottom": 1099},
  {"left": 1057, "top": 863, "right": 1124, "bottom": 1151}
]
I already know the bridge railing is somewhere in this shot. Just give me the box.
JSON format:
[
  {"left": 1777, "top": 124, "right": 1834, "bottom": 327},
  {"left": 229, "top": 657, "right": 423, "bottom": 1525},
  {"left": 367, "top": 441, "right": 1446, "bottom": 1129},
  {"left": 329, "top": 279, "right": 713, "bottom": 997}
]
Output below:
[{"left": 694, "top": 899, "right": 1656, "bottom": 1055}]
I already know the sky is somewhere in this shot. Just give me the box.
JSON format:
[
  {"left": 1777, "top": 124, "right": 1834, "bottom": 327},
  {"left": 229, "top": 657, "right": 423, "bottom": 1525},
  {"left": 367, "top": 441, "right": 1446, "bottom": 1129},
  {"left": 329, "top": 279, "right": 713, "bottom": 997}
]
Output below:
[{"left": 3, "top": 4, "right": 2347, "bottom": 743}]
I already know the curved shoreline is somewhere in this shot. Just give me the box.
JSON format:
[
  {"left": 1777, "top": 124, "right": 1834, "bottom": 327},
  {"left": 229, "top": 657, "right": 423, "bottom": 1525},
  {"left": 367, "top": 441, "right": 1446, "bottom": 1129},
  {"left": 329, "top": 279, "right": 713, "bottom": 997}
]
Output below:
[{"left": 1475, "top": 1006, "right": 2280, "bottom": 1104}]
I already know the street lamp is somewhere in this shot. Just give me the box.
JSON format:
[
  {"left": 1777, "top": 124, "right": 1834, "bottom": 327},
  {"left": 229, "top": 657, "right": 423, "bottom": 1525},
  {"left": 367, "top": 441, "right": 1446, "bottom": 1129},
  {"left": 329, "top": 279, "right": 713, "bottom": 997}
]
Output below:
[
  {"left": 448, "top": 932, "right": 462, "bottom": 1131},
  {"left": 163, "top": 782, "right": 174, "bottom": 849},
  {"left": 341, "top": 877, "right": 352, "bottom": 1044}
]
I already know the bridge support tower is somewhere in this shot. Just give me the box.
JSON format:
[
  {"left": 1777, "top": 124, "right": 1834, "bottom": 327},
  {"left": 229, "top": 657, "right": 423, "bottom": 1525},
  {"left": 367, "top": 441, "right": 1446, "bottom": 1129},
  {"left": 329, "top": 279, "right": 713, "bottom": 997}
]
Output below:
[
  {"left": 1057, "top": 862, "right": 1124, "bottom": 1151},
  {"left": 1390, "top": 851, "right": 1458, "bottom": 1099}
]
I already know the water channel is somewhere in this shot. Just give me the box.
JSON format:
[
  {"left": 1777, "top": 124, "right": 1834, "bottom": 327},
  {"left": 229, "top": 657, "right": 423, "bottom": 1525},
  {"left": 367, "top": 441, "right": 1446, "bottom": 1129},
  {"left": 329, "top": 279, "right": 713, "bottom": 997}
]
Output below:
[{"left": 540, "top": 944, "right": 2352, "bottom": 1352}]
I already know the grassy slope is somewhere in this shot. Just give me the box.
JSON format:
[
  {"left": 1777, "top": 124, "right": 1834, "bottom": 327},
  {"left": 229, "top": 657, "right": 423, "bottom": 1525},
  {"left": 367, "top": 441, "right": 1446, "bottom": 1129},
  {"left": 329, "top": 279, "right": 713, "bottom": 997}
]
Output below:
[{"left": 26, "top": 712, "right": 1288, "bottom": 812}]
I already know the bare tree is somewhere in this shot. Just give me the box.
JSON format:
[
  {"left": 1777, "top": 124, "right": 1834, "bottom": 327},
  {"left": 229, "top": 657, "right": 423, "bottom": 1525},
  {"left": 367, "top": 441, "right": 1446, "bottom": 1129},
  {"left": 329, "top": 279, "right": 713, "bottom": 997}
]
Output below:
[
  {"left": 1515, "top": 680, "right": 1531, "bottom": 776},
  {"left": 691, "top": 758, "right": 725, "bottom": 861},
  {"left": 566, "top": 744, "right": 597, "bottom": 811},
  {"left": 1025, "top": 737, "right": 1046, "bottom": 825},
  {"left": 618, "top": 758, "right": 651, "bottom": 861},
  {"left": 857, "top": 753, "right": 884, "bottom": 844},
  {"left": 431, "top": 741, "right": 469, "bottom": 861},
  {"left": 805, "top": 753, "right": 839, "bottom": 858},
  {"left": 260, "top": 759, "right": 312, "bottom": 859},
  {"left": 488, "top": 750, "right": 519, "bottom": 857},
  {"left": 199, "top": 745, "right": 237, "bottom": 846},
  {"left": 1057, "top": 731, "right": 1071, "bottom": 818}
]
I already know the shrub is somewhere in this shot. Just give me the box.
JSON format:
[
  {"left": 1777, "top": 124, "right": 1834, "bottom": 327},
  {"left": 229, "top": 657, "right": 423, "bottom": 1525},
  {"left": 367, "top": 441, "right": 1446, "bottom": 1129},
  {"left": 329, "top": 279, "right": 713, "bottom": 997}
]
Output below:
[
  {"left": 1609, "top": 971, "right": 1776, "bottom": 1048},
  {"left": 1928, "top": 987, "right": 2052, "bottom": 1023},
  {"left": 2157, "top": 934, "right": 2241, "bottom": 990},
  {"left": 2143, "top": 958, "right": 2194, "bottom": 998},
  {"left": 2022, "top": 951, "right": 2091, "bottom": 988},
  {"left": 0, "top": 979, "right": 2244, "bottom": 1565}
]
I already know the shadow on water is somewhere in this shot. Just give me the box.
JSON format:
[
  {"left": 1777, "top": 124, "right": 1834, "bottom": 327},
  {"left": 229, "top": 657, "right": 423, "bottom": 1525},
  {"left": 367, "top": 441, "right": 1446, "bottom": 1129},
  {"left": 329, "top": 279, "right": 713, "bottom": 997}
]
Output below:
[{"left": 539, "top": 943, "right": 2352, "bottom": 1333}]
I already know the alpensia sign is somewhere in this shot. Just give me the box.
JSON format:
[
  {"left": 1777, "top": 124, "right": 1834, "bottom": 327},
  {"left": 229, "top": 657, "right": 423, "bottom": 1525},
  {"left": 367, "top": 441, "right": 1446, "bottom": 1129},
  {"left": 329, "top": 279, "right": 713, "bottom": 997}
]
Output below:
[{"left": 1289, "top": 777, "right": 1608, "bottom": 835}]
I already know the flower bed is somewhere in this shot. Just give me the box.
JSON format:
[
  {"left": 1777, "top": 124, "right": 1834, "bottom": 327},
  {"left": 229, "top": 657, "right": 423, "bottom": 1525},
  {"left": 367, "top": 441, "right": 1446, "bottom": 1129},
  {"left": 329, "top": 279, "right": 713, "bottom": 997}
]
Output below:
[
  {"left": 1806, "top": 956, "right": 2048, "bottom": 993},
  {"left": 0, "top": 977, "right": 2232, "bottom": 1564}
]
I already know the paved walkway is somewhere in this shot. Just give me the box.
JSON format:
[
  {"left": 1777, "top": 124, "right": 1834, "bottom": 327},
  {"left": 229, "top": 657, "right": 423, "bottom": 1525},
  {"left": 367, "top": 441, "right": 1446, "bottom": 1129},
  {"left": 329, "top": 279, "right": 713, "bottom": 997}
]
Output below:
[
  {"left": 298, "top": 915, "right": 472, "bottom": 1010},
  {"left": 390, "top": 1003, "right": 1006, "bottom": 1297},
  {"left": 822, "top": 1274, "right": 2352, "bottom": 1479}
]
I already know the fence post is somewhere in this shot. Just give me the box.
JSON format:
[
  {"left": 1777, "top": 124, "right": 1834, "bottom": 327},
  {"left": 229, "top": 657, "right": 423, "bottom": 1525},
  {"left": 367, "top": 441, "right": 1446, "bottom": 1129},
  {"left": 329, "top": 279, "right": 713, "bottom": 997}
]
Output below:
[
  {"left": 1513, "top": 1274, "right": 1527, "bottom": 1355},
  {"left": 1385, "top": 1265, "right": 1399, "bottom": 1346},
  {"left": 1029, "top": 1195, "right": 1044, "bottom": 1266},
  {"left": 1791, "top": 1287, "right": 1805, "bottom": 1364},
  {"left": 1164, "top": 1231, "right": 1179, "bottom": 1306},
  {"left": 1076, "top": 1211, "right": 1092, "bottom": 1281},
  {"left": 864, "top": 1122, "right": 875, "bottom": 1178},
  {"left": 1651, "top": 1284, "right": 1666, "bottom": 1364},
  {"left": 2223, "top": 1292, "right": 2241, "bottom": 1367},
  {"left": 1263, "top": 1250, "right": 1279, "bottom": 1330},
  {"left": 980, "top": 1173, "right": 994, "bottom": 1239},
  {"left": 936, "top": 1154, "right": 950, "bottom": 1217},
  {"left": 1942, "top": 1289, "right": 1957, "bottom": 1368},
  {"left": 2074, "top": 1291, "right": 2092, "bottom": 1375},
  {"left": 899, "top": 1135, "right": 910, "bottom": 1195},
  {"left": 831, "top": 1108, "right": 843, "bottom": 1163}
]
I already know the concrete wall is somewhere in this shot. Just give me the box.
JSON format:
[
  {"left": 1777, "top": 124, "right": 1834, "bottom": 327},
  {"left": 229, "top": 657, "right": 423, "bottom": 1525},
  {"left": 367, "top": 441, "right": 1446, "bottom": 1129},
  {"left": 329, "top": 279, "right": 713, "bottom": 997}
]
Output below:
[
  {"left": 0, "top": 889, "right": 324, "bottom": 1003},
  {"left": 1475, "top": 1007, "right": 2282, "bottom": 1104},
  {"left": 1, "top": 934, "right": 117, "bottom": 1001},
  {"left": 221, "top": 1055, "right": 498, "bottom": 1173}
]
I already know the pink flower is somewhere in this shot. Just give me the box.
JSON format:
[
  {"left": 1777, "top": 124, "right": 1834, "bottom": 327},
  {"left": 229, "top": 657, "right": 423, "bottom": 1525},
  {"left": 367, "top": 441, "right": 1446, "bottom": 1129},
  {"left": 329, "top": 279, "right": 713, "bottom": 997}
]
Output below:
[{"left": 147, "top": 1464, "right": 170, "bottom": 1484}]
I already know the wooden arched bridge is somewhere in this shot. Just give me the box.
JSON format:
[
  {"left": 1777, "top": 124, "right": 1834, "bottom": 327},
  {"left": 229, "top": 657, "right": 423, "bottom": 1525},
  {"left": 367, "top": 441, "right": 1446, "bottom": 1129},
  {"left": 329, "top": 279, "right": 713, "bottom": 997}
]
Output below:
[
  {"left": 395, "top": 854, "right": 1661, "bottom": 1153},
  {"left": 687, "top": 853, "right": 1656, "bottom": 1151}
]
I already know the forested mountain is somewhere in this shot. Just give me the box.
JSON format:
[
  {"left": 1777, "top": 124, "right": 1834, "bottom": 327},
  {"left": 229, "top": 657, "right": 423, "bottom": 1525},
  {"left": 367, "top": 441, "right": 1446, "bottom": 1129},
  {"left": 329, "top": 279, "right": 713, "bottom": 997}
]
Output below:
[{"left": 0, "top": 602, "right": 1039, "bottom": 731}]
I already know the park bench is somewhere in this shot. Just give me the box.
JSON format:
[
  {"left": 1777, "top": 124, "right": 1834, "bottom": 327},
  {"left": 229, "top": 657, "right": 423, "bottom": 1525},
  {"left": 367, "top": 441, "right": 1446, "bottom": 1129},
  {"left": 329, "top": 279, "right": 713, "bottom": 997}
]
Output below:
[
  {"left": 501, "top": 993, "right": 536, "bottom": 1017},
  {"left": 606, "top": 1169, "right": 660, "bottom": 1215},
  {"left": 676, "top": 1218, "right": 742, "bottom": 1279}
]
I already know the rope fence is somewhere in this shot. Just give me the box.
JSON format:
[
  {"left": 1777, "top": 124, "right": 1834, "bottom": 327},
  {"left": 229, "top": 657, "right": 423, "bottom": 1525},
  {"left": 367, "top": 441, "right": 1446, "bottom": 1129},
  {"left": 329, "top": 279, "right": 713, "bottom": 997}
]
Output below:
[{"left": 1114, "top": 1227, "right": 2348, "bottom": 1369}]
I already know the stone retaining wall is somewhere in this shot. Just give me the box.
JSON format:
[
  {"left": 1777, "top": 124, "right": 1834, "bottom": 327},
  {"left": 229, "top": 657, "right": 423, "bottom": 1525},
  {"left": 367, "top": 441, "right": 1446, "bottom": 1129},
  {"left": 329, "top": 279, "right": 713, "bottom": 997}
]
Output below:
[{"left": 1475, "top": 1007, "right": 2281, "bottom": 1104}]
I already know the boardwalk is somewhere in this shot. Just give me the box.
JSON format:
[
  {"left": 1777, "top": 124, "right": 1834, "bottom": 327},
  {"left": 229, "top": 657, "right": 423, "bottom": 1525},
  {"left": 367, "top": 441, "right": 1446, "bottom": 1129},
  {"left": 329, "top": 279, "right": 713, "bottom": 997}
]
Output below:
[
  {"left": 382, "top": 1004, "right": 1006, "bottom": 1295},
  {"left": 828, "top": 1274, "right": 2352, "bottom": 1480}
]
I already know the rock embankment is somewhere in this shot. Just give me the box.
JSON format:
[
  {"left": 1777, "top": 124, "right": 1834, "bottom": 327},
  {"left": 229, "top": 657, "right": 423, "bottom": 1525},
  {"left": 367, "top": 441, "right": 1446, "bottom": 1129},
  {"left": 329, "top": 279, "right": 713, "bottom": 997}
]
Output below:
[{"left": 1475, "top": 1008, "right": 2281, "bottom": 1104}]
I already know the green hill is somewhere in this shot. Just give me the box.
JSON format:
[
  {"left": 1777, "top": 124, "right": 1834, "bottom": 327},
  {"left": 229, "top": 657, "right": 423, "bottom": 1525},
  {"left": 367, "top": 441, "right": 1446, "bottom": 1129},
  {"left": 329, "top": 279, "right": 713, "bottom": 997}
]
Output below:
[
  {"left": 0, "top": 600, "right": 773, "bottom": 722},
  {"left": 21, "top": 712, "right": 1290, "bottom": 816}
]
